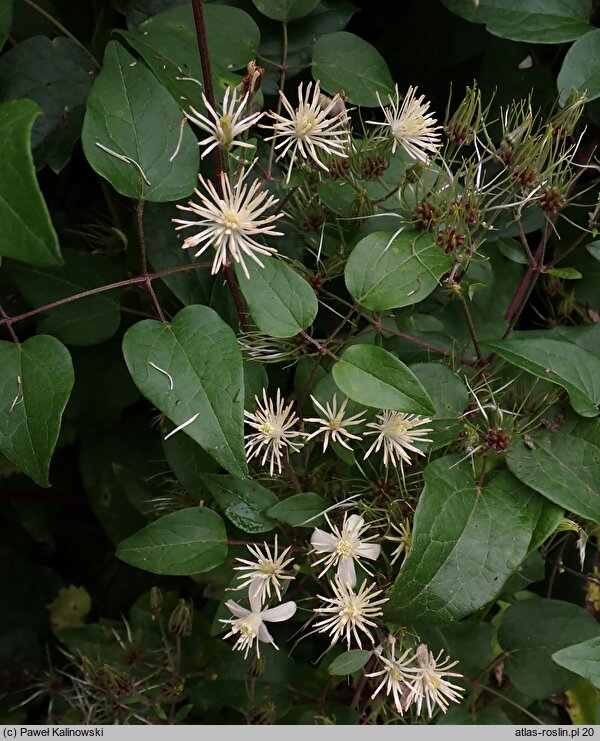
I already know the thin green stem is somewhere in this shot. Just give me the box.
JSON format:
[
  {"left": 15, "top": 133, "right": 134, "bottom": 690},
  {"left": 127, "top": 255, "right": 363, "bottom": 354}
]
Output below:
[
  {"left": 137, "top": 199, "right": 167, "bottom": 324},
  {"left": 21, "top": 0, "right": 100, "bottom": 69},
  {"left": 0, "top": 305, "right": 19, "bottom": 344},
  {"left": 457, "top": 293, "right": 484, "bottom": 365},
  {"left": 266, "top": 21, "right": 288, "bottom": 178}
]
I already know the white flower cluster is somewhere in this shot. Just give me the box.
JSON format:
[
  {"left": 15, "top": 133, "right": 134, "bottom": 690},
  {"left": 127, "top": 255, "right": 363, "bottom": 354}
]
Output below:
[
  {"left": 244, "top": 389, "right": 433, "bottom": 476},
  {"left": 173, "top": 80, "right": 441, "bottom": 279},
  {"left": 222, "top": 514, "right": 463, "bottom": 718},
  {"left": 367, "top": 637, "right": 465, "bottom": 718}
]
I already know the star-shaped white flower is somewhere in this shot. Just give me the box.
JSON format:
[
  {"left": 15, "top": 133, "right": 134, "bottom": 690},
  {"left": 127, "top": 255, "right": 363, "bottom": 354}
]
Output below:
[
  {"left": 232, "top": 535, "right": 295, "bottom": 607},
  {"left": 311, "top": 512, "right": 381, "bottom": 587},
  {"left": 366, "top": 638, "right": 417, "bottom": 715},
  {"left": 364, "top": 411, "right": 433, "bottom": 469},
  {"left": 262, "top": 81, "right": 350, "bottom": 182},
  {"left": 313, "top": 577, "right": 388, "bottom": 649},
  {"left": 185, "top": 86, "right": 263, "bottom": 159},
  {"left": 304, "top": 394, "right": 366, "bottom": 452},
  {"left": 173, "top": 166, "right": 283, "bottom": 279},
  {"left": 221, "top": 590, "right": 297, "bottom": 659},
  {"left": 367, "top": 85, "right": 441, "bottom": 163},
  {"left": 406, "top": 644, "right": 465, "bottom": 718},
  {"left": 244, "top": 388, "right": 306, "bottom": 476}
]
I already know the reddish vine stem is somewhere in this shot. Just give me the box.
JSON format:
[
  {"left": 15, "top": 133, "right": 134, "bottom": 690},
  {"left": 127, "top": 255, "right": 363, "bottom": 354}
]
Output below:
[
  {"left": 190, "top": 0, "right": 250, "bottom": 333},
  {"left": 0, "top": 305, "right": 19, "bottom": 344},
  {"left": 0, "top": 262, "right": 212, "bottom": 331},
  {"left": 282, "top": 454, "right": 302, "bottom": 493},
  {"left": 371, "top": 317, "right": 477, "bottom": 368},
  {"left": 137, "top": 200, "right": 167, "bottom": 324}
]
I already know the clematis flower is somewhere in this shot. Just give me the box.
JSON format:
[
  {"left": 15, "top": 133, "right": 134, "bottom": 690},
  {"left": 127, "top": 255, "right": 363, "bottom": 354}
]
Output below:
[
  {"left": 311, "top": 512, "right": 381, "bottom": 587},
  {"left": 367, "top": 85, "right": 441, "bottom": 163},
  {"left": 221, "top": 590, "right": 297, "bottom": 659},
  {"left": 304, "top": 394, "right": 366, "bottom": 452},
  {"left": 364, "top": 411, "right": 433, "bottom": 469},
  {"left": 232, "top": 535, "right": 295, "bottom": 606},
  {"left": 366, "top": 638, "right": 417, "bottom": 715},
  {"left": 406, "top": 644, "right": 465, "bottom": 717},
  {"left": 313, "top": 577, "right": 388, "bottom": 649}
]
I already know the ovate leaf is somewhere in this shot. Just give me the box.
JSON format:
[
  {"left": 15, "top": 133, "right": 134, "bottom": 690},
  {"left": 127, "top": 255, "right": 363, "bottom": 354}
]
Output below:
[
  {"left": 558, "top": 28, "right": 600, "bottom": 104},
  {"left": 345, "top": 231, "right": 452, "bottom": 311},
  {"left": 385, "top": 457, "right": 544, "bottom": 624},
  {"left": 328, "top": 650, "right": 371, "bottom": 676},
  {"left": 82, "top": 41, "right": 198, "bottom": 201},
  {"left": 116, "top": 508, "right": 227, "bottom": 575},
  {"left": 483, "top": 337, "right": 600, "bottom": 417},
  {"left": 332, "top": 344, "right": 434, "bottom": 415},
  {"left": 0, "top": 99, "right": 60, "bottom": 265},
  {"left": 122, "top": 305, "right": 247, "bottom": 477},
  {"left": 506, "top": 411, "right": 600, "bottom": 523},
  {"left": 235, "top": 255, "right": 318, "bottom": 338},
  {"left": 442, "top": 0, "right": 593, "bottom": 44},
  {"left": 0, "top": 36, "right": 95, "bottom": 172},
  {"left": 499, "top": 599, "right": 600, "bottom": 699},
  {"left": 201, "top": 474, "right": 277, "bottom": 533},
  {"left": 312, "top": 32, "right": 394, "bottom": 106},
  {"left": 266, "top": 492, "right": 326, "bottom": 527},
  {"left": 0, "top": 336, "right": 74, "bottom": 487},
  {"left": 553, "top": 637, "right": 600, "bottom": 689}
]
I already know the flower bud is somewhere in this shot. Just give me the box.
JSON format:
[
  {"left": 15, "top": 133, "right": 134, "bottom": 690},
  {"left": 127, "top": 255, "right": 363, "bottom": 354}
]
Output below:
[
  {"left": 149, "top": 586, "right": 163, "bottom": 617},
  {"left": 238, "top": 60, "right": 264, "bottom": 99},
  {"left": 168, "top": 599, "right": 193, "bottom": 637}
]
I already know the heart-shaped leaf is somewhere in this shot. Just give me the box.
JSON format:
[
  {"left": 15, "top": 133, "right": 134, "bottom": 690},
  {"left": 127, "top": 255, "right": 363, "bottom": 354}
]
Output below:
[
  {"left": 82, "top": 41, "right": 198, "bottom": 201},
  {"left": 116, "top": 507, "right": 227, "bottom": 575},
  {"left": 332, "top": 344, "right": 434, "bottom": 415},
  {"left": 0, "top": 335, "right": 74, "bottom": 487},
  {"left": 201, "top": 474, "right": 277, "bottom": 533},
  {"left": 122, "top": 305, "right": 247, "bottom": 478}
]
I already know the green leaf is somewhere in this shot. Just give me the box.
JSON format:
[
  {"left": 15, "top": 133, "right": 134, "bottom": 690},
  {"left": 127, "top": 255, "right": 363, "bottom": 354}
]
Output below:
[
  {"left": 499, "top": 598, "right": 600, "bottom": 699},
  {"left": 558, "top": 29, "right": 600, "bottom": 104},
  {"left": 497, "top": 237, "right": 529, "bottom": 265},
  {"left": 201, "top": 475, "right": 277, "bottom": 533},
  {"left": 251, "top": 0, "right": 319, "bottom": 21},
  {"left": 506, "top": 411, "right": 600, "bottom": 523},
  {"left": 415, "top": 621, "right": 495, "bottom": 677},
  {"left": 483, "top": 337, "right": 600, "bottom": 417},
  {"left": 127, "top": 0, "right": 187, "bottom": 29},
  {"left": 81, "top": 41, "right": 198, "bottom": 202},
  {"left": 266, "top": 492, "right": 326, "bottom": 527},
  {"left": 0, "top": 0, "right": 13, "bottom": 51},
  {"left": 119, "top": 5, "right": 259, "bottom": 105},
  {"left": 442, "top": 0, "right": 593, "bottom": 43},
  {"left": 8, "top": 249, "right": 122, "bottom": 346},
  {"left": 116, "top": 507, "right": 227, "bottom": 575},
  {"left": 586, "top": 240, "right": 600, "bottom": 261},
  {"left": 546, "top": 267, "right": 582, "bottom": 279},
  {"left": 553, "top": 637, "right": 600, "bottom": 689},
  {"left": 122, "top": 305, "right": 247, "bottom": 478},
  {"left": 385, "top": 457, "right": 546, "bottom": 624},
  {"left": 235, "top": 255, "right": 318, "bottom": 338},
  {"left": 332, "top": 345, "right": 435, "bottom": 415},
  {"left": 317, "top": 181, "right": 356, "bottom": 217},
  {"left": 312, "top": 32, "right": 394, "bottom": 106},
  {"left": 328, "top": 650, "right": 371, "bottom": 676},
  {"left": 0, "top": 336, "right": 74, "bottom": 487},
  {"left": 0, "top": 36, "right": 95, "bottom": 172},
  {"left": 0, "top": 99, "right": 61, "bottom": 266},
  {"left": 345, "top": 231, "right": 452, "bottom": 311},
  {"left": 163, "top": 419, "right": 219, "bottom": 500}
]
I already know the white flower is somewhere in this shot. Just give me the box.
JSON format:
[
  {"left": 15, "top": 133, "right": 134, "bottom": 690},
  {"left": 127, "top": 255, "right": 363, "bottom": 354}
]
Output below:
[
  {"left": 185, "top": 86, "right": 262, "bottom": 159},
  {"left": 364, "top": 411, "right": 433, "bottom": 468},
  {"left": 311, "top": 512, "right": 381, "bottom": 587},
  {"left": 406, "top": 644, "right": 465, "bottom": 718},
  {"left": 244, "top": 388, "right": 306, "bottom": 476},
  {"left": 221, "top": 590, "right": 297, "bottom": 659},
  {"left": 313, "top": 577, "right": 388, "bottom": 649},
  {"left": 232, "top": 535, "right": 295, "bottom": 606},
  {"left": 304, "top": 394, "right": 366, "bottom": 452},
  {"left": 367, "top": 85, "right": 441, "bottom": 163},
  {"left": 173, "top": 166, "right": 283, "bottom": 279},
  {"left": 366, "top": 639, "right": 417, "bottom": 715},
  {"left": 262, "top": 81, "right": 350, "bottom": 182}
]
